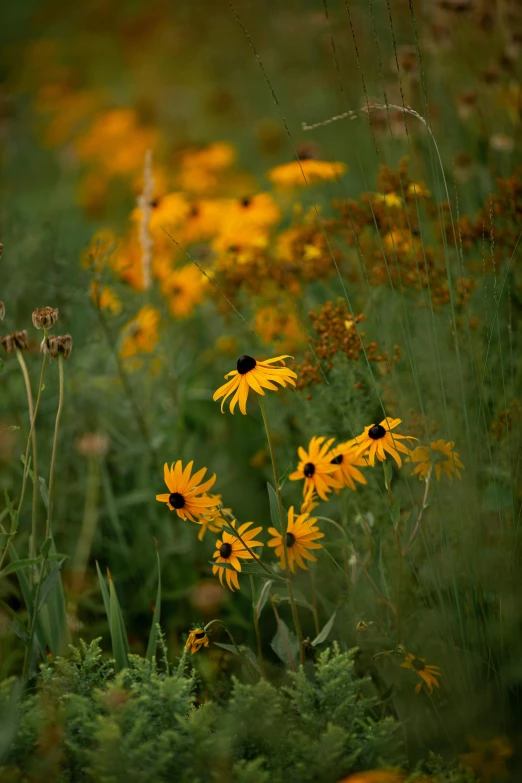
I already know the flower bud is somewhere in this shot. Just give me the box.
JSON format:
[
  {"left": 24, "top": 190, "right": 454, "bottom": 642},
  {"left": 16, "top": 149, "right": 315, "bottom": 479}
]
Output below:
[
  {"left": 0, "top": 330, "right": 29, "bottom": 354},
  {"left": 42, "top": 334, "right": 73, "bottom": 360},
  {"left": 32, "top": 306, "right": 59, "bottom": 330},
  {"left": 0, "top": 301, "right": 5, "bottom": 321}
]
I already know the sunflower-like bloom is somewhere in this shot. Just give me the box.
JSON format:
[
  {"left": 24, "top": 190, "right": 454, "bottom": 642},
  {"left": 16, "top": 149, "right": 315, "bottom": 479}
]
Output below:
[
  {"left": 401, "top": 652, "right": 441, "bottom": 694},
  {"left": 213, "top": 354, "right": 297, "bottom": 415},
  {"left": 289, "top": 436, "right": 342, "bottom": 501},
  {"left": 267, "top": 507, "right": 324, "bottom": 573},
  {"left": 410, "top": 439, "right": 464, "bottom": 483},
  {"left": 353, "top": 417, "right": 417, "bottom": 469},
  {"left": 196, "top": 495, "right": 233, "bottom": 541},
  {"left": 212, "top": 521, "right": 263, "bottom": 591},
  {"left": 460, "top": 736, "right": 513, "bottom": 783},
  {"left": 185, "top": 627, "right": 210, "bottom": 655},
  {"left": 156, "top": 461, "right": 217, "bottom": 522},
  {"left": 267, "top": 159, "right": 347, "bottom": 187},
  {"left": 329, "top": 441, "right": 368, "bottom": 491}
]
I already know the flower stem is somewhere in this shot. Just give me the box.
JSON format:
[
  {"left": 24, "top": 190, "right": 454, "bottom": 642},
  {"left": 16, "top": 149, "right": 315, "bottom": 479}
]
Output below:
[
  {"left": 17, "top": 339, "right": 48, "bottom": 526},
  {"left": 383, "top": 463, "right": 403, "bottom": 643},
  {"left": 249, "top": 575, "right": 265, "bottom": 677},
  {"left": 204, "top": 618, "right": 257, "bottom": 677},
  {"left": 46, "top": 354, "right": 64, "bottom": 540},
  {"left": 258, "top": 396, "right": 304, "bottom": 666},
  {"left": 15, "top": 350, "right": 39, "bottom": 561},
  {"left": 402, "top": 466, "right": 433, "bottom": 556}
]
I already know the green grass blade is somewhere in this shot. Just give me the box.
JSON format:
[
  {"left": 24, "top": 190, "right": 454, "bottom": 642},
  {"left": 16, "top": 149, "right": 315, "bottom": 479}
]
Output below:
[
  {"left": 95, "top": 560, "right": 110, "bottom": 620},
  {"left": 108, "top": 568, "right": 129, "bottom": 672},
  {"left": 146, "top": 540, "right": 162, "bottom": 662}
]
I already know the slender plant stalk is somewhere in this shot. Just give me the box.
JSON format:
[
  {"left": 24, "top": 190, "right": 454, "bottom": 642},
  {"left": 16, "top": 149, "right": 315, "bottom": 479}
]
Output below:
[
  {"left": 17, "top": 342, "right": 48, "bottom": 522},
  {"left": 22, "top": 354, "right": 65, "bottom": 681},
  {"left": 258, "top": 396, "right": 304, "bottom": 665},
  {"left": 383, "top": 463, "right": 403, "bottom": 643},
  {"left": 316, "top": 515, "right": 351, "bottom": 580},
  {"left": 249, "top": 575, "right": 265, "bottom": 677},
  {"left": 46, "top": 355, "right": 64, "bottom": 539},
  {"left": 204, "top": 618, "right": 257, "bottom": 677},
  {"left": 15, "top": 350, "right": 39, "bottom": 561},
  {"left": 310, "top": 569, "right": 320, "bottom": 636},
  {"left": 402, "top": 465, "right": 433, "bottom": 555}
]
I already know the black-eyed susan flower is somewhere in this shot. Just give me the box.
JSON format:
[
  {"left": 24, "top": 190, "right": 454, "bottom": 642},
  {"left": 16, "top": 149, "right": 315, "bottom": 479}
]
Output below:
[
  {"left": 460, "top": 736, "right": 513, "bottom": 783},
  {"left": 410, "top": 439, "right": 464, "bottom": 483},
  {"left": 267, "top": 506, "right": 324, "bottom": 573},
  {"left": 353, "top": 417, "right": 417, "bottom": 469},
  {"left": 267, "top": 158, "right": 347, "bottom": 188},
  {"left": 329, "top": 441, "right": 368, "bottom": 491},
  {"left": 156, "top": 461, "right": 217, "bottom": 523},
  {"left": 213, "top": 354, "right": 297, "bottom": 415},
  {"left": 185, "top": 627, "right": 210, "bottom": 655},
  {"left": 300, "top": 488, "right": 320, "bottom": 514},
  {"left": 289, "top": 436, "right": 342, "bottom": 501},
  {"left": 401, "top": 652, "right": 441, "bottom": 694},
  {"left": 212, "top": 521, "right": 263, "bottom": 591},
  {"left": 196, "top": 495, "right": 232, "bottom": 541}
]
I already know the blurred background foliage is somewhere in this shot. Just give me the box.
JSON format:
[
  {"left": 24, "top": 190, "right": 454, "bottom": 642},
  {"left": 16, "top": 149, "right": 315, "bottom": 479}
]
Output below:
[{"left": 0, "top": 0, "right": 521, "bottom": 777}]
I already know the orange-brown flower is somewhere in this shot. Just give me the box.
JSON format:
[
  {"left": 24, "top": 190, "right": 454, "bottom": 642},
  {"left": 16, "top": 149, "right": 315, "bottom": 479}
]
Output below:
[
  {"left": 401, "top": 652, "right": 441, "bottom": 694},
  {"left": 213, "top": 354, "right": 297, "bottom": 415},
  {"left": 353, "top": 417, "right": 416, "bottom": 469},
  {"left": 156, "top": 461, "right": 218, "bottom": 523}
]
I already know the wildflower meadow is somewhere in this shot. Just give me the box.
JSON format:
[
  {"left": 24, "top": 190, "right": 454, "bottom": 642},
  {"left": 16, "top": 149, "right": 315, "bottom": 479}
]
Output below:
[{"left": 0, "top": 1, "right": 521, "bottom": 781}]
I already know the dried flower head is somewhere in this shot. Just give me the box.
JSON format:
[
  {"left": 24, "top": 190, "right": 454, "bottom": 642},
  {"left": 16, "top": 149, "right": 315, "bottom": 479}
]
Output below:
[
  {"left": 1, "top": 330, "right": 29, "bottom": 354},
  {"left": 0, "top": 301, "right": 5, "bottom": 321},
  {"left": 74, "top": 432, "right": 110, "bottom": 458},
  {"left": 42, "top": 334, "right": 73, "bottom": 359},
  {"left": 32, "top": 306, "right": 59, "bottom": 330}
]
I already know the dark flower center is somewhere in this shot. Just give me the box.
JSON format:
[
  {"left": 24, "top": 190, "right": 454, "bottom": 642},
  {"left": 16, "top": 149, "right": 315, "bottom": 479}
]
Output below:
[
  {"left": 303, "top": 462, "right": 315, "bottom": 477},
  {"left": 219, "top": 542, "right": 233, "bottom": 559},
  {"left": 411, "top": 657, "right": 426, "bottom": 671},
  {"left": 368, "top": 424, "right": 386, "bottom": 440},
  {"left": 241, "top": 197, "right": 251, "bottom": 207},
  {"left": 169, "top": 492, "right": 185, "bottom": 509},
  {"left": 237, "top": 355, "right": 256, "bottom": 374},
  {"left": 286, "top": 532, "right": 296, "bottom": 548},
  {"left": 150, "top": 198, "right": 160, "bottom": 209},
  {"left": 482, "top": 748, "right": 496, "bottom": 762},
  {"left": 330, "top": 454, "right": 343, "bottom": 465},
  {"left": 194, "top": 631, "right": 206, "bottom": 639}
]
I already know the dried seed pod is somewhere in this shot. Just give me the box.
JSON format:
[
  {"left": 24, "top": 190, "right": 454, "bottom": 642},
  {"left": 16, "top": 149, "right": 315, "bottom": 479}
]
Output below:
[
  {"left": 0, "top": 330, "right": 29, "bottom": 354},
  {"left": 32, "top": 306, "right": 59, "bottom": 330},
  {"left": 42, "top": 333, "right": 73, "bottom": 359},
  {"left": 0, "top": 301, "right": 5, "bottom": 321}
]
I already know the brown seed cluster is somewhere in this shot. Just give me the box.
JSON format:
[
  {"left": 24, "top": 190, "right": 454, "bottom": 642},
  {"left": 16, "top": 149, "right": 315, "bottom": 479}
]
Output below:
[
  {"left": 0, "top": 301, "right": 5, "bottom": 321},
  {"left": 295, "top": 299, "right": 401, "bottom": 391},
  {"left": 0, "top": 331, "right": 29, "bottom": 354},
  {"left": 491, "top": 400, "right": 521, "bottom": 440},
  {"left": 32, "top": 306, "right": 59, "bottom": 330},
  {"left": 42, "top": 334, "right": 73, "bottom": 359}
]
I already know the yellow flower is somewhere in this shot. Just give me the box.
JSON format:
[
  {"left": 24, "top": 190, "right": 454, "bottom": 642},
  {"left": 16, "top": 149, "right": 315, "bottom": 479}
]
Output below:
[
  {"left": 160, "top": 264, "right": 207, "bottom": 319},
  {"left": 410, "top": 440, "right": 464, "bottom": 483},
  {"left": 177, "top": 142, "right": 235, "bottom": 193},
  {"left": 109, "top": 235, "right": 146, "bottom": 291},
  {"left": 212, "top": 521, "right": 263, "bottom": 591},
  {"left": 401, "top": 652, "right": 441, "bottom": 694},
  {"left": 119, "top": 305, "right": 160, "bottom": 360},
  {"left": 89, "top": 281, "right": 122, "bottom": 315},
  {"left": 196, "top": 495, "right": 231, "bottom": 541},
  {"left": 156, "top": 460, "right": 218, "bottom": 523},
  {"left": 371, "top": 192, "right": 402, "bottom": 208},
  {"left": 460, "top": 736, "right": 513, "bottom": 782},
  {"left": 407, "top": 181, "right": 430, "bottom": 198},
  {"left": 329, "top": 441, "right": 368, "bottom": 491},
  {"left": 267, "top": 507, "right": 323, "bottom": 573},
  {"left": 185, "top": 627, "right": 210, "bottom": 654},
  {"left": 75, "top": 108, "right": 157, "bottom": 176},
  {"left": 131, "top": 191, "right": 190, "bottom": 247},
  {"left": 213, "top": 354, "right": 297, "bottom": 415},
  {"left": 289, "top": 436, "right": 342, "bottom": 501},
  {"left": 254, "top": 305, "right": 305, "bottom": 353},
  {"left": 300, "top": 488, "right": 320, "bottom": 514},
  {"left": 268, "top": 158, "right": 347, "bottom": 187},
  {"left": 353, "top": 417, "right": 416, "bottom": 469},
  {"left": 82, "top": 229, "right": 118, "bottom": 271}
]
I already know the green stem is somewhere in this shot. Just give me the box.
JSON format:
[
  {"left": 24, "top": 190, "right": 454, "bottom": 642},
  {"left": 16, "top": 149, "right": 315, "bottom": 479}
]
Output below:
[
  {"left": 46, "top": 355, "right": 64, "bottom": 540},
  {"left": 250, "top": 575, "right": 265, "bottom": 677},
  {"left": 16, "top": 351, "right": 39, "bottom": 561},
  {"left": 258, "top": 396, "right": 304, "bottom": 666},
  {"left": 402, "top": 466, "right": 433, "bottom": 556},
  {"left": 204, "top": 618, "right": 257, "bottom": 677},
  {"left": 17, "top": 340, "right": 48, "bottom": 523}
]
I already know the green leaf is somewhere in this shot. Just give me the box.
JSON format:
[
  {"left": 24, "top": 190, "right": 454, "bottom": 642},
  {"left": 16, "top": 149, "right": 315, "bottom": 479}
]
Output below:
[
  {"left": 390, "top": 503, "right": 400, "bottom": 529},
  {"left": 8, "top": 543, "right": 47, "bottom": 661},
  {"left": 213, "top": 641, "right": 240, "bottom": 656},
  {"left": 108, "top": 570, "right": 129, "bottom": 672},
  {"left": 267, "top": 482, "right": 281, "bottom": 531},
  {"left": 41, "top": 537, "right": 52, "bottom": 559},
  {"left": 0, "top": 558, "right": 40, "bottom": 579},
  {"left": 96, "top": 561, "right": 111, "bottom": 620},
  {"left": 311, "top": 609, "right": 338, "bottom": 646},
  {"left": 42, "top": 540, "right": 71, "bottom": 655},
  {"left": 270, "top": 618, "right": 299, "bottom": 668},
  {"left": 0, "top": 600, "right": 29, "bottom": 643},
  {"left": 38, "top": 477, "right": 49, "bottom": 511},
  {"left": 37, "top": 560, "right": 66, "bottom": 611},
  {"left": 256, "top": 579, "right": 273, "bottom": 618},
  {"left": 146, "top": 540, "right": 162, "bottom": 662},
  {"left": 3, "top": 490, "right": 18, "bottom": 532}
]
